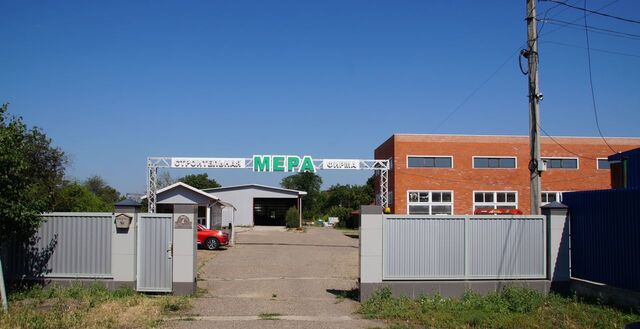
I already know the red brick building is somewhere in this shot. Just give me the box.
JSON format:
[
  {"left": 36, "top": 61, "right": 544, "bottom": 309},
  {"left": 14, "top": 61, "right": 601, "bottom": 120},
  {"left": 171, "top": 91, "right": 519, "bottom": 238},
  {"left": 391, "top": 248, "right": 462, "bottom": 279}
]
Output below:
[{"left": 375, "top": 134, "right": 640, "bottom": 215}]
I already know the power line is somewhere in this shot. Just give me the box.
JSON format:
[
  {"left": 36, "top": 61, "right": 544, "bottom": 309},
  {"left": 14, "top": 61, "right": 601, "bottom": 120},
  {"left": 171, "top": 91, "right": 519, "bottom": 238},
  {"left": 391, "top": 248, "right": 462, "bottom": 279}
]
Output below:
[
  {"left": 432, "top": 47, "right": 521, "bottom": 133},
  {"left": 541, "top": 0, "right": 640, "bottom": 25},
  {"left": 539, "top": 18, "right": 640, "bottom": 41},
  {"left": 583, "top": 0, "right": 619, "bottom": 154},
  {"left": 541, "top": 40, "right": 640, "bottom": 59},
  {"left": 537, "top": 123, "right": 598, "bottom": 160},
  {"left": 538, "top": 0, "right": 620, "bottom": 38}
]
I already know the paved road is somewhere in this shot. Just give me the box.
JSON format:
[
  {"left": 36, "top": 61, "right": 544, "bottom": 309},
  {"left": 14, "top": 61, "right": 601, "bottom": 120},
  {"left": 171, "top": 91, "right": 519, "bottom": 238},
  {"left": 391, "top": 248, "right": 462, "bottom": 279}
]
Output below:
[{"left": 167, "top": 227, "right": 383, "bottom": 329}]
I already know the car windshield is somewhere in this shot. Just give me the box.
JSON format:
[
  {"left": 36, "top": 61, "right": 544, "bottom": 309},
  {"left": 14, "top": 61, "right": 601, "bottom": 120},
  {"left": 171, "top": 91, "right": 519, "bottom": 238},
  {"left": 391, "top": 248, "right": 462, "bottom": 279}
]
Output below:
[{"left": 197, "top": 224, "right": 206, "bottom": 231}]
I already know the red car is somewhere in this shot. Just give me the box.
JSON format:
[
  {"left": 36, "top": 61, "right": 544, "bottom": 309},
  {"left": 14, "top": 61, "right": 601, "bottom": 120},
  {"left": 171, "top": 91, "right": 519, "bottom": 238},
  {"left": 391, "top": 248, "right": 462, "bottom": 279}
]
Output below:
[{"left": 197, "top": 224, "right": 229, "bottom": 250}]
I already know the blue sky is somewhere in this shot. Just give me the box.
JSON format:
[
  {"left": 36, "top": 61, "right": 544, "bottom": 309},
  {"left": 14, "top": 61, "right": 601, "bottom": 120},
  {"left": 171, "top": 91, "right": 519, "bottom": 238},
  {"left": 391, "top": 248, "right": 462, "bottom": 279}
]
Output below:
[{"left": 2, "top": 1, "right": 639, "bottom": 194}]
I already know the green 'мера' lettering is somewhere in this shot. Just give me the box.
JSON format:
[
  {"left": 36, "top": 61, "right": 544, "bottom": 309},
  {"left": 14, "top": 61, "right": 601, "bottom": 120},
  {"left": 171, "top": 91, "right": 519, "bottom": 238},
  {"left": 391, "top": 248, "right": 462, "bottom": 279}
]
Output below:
[
  {"left": 273, "top": 156, "right": 285, "bottom": 171},
  {"left": 299, "top": 156, "right": 315, "bottom": 172},
  {"left": 253, "top": 155, "right": 270, "bottom": 172},
  {"left": 287, "top": 156, "right": 300, "bottom": 171}
]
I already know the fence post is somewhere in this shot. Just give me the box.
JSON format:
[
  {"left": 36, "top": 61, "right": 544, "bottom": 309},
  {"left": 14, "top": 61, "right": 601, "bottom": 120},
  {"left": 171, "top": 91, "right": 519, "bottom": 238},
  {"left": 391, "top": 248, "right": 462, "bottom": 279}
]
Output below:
[
  {"left": 0, "top": 257, "right": 7, "bottom": 312},
  {"left": 359, "top": 205, "right": 383, "bottom": 302},
  {"left": 541, "top": 202, "right": 570, "bottom": 291},
  {"left": 113, "top": 200, "right": 142, "bottom": 289}
]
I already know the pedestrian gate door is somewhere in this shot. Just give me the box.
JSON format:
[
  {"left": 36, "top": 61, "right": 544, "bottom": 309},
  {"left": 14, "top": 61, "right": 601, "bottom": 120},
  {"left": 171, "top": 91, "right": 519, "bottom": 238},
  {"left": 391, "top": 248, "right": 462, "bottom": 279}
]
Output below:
[{"left": 137, "top": 214, "right": 173, "bottom": 292}]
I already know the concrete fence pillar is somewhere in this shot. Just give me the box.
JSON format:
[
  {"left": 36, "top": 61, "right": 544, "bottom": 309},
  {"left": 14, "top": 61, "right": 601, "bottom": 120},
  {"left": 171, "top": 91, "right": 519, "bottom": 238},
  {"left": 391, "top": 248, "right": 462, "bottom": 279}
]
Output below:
[
  {"left": 172, "top": 204, "right": 197, "bottom": 295},
  {"left": 112, "top": 200, "right": 141, "bottom": 288},
  {"left": 359, "top": 205, "right": 383, "bottom": 301},
  {"left": 541, "top": 201, "right": 570, "bottom": 291}
]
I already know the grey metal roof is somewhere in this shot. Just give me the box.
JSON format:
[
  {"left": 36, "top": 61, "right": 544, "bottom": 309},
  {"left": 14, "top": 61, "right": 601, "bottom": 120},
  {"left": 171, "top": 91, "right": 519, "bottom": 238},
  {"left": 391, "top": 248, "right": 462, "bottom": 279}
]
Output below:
[{"left": 203, "top": 184, "right": 307, "bottom": 196}]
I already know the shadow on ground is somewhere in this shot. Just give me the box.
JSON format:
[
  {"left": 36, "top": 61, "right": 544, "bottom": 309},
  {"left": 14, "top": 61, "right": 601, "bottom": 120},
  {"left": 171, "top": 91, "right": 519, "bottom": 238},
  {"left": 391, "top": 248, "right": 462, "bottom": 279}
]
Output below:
[{"left": 327, "top": 288, "right": 360, "bottom": 302}]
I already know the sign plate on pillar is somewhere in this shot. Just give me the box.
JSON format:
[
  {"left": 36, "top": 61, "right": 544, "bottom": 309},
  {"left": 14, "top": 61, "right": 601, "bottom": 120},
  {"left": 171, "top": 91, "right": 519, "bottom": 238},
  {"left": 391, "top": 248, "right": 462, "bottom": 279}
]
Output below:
[{"left": 175, "top": 215, "right": 193, "bottom": 229}]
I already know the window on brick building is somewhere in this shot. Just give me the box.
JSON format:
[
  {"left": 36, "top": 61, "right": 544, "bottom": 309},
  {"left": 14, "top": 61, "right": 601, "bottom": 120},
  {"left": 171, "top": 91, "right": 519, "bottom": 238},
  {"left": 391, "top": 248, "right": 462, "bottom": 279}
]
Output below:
[
  {"left": 407, "top": 156, "right": 452, "bottom": 168},
  {"left": 541, "top": 191, "right": 563, "bottom": 205},
  {"left": 473, "top": 191, "right": 517, "bottom": 210},
  {"left": 407, "top": 191, "right": 453, "bottom": 215},
  {"left": 542, "top": 157, "right": 578, "bottom": 169},
  {"left": 473, "top": 157, "right": 516, "bottom": 168},
  {"left": 597, "top": 158, "right": 610, "bottom": 170}
]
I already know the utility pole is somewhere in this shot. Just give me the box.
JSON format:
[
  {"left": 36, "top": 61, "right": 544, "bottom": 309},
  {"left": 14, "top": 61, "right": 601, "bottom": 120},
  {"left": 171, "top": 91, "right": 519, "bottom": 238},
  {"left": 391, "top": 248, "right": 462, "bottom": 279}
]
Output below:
[{"left": 525, "top": 0, "right": 542, "bottom": 215}]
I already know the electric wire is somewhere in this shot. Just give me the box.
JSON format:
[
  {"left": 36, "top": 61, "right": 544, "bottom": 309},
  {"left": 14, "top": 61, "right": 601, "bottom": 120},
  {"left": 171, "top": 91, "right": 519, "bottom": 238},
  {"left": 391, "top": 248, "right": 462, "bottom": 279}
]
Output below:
[
  {"left": 539, "top": 18, "right": 640, "bottom": 41},
  {"left": 541, "top": 0, "right": 640, "bottom": 25},
  {"left": 537, "top": 123, "right": 599, "bottom": 160},
  {"left": 541, "top": 40, "right": 640, "bottom": 59},
  {"left": 538, "top": 0, "right": 620, "bottom": 39},
  {"left": 432, "top": 47, "right": 521, "bottom": 133},
  {"left": 583, "top": 0, "right": 619, "bottom": 154}
]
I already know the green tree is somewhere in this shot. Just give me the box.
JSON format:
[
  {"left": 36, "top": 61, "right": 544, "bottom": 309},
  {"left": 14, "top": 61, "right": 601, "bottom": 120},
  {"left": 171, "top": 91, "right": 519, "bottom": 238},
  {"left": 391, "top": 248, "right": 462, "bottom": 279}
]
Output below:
[
  {"left": 0, "top": 104, "right": 66, "bottom": 243},
  {"left": 326, "top": 206, "right": 354, "bottom": 227},
  {"left": 365, "top": 174, "right": 376, "bottom": 200},
  {"left": 323, "top": 184, "right": 374, "bottom": 211},
  {"left": 53, "top": 180, "right": 110, "bottom": 212},
  {"left": 178, "top": 173, "right": 221, "bottom": 189},
  {"left": 83, "top": 175, "right": 121, "bottom": 206},
  {"left": 281, "top": 172, "right": 322, "bottom": 219}
]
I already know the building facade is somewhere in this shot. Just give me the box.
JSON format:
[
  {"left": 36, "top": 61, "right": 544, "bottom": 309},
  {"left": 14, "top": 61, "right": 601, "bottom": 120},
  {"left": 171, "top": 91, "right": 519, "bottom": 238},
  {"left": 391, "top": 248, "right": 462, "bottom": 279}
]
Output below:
[{"left": 375, "top": 134, "right": 640, "bottom": 215}]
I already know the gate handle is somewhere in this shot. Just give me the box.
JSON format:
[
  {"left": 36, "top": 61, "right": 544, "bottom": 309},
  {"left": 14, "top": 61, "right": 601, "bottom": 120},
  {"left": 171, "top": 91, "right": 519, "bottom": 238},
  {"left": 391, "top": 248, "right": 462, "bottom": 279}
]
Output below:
[{"left": 167, "top": 243, "right": 173, "bottom": 259}]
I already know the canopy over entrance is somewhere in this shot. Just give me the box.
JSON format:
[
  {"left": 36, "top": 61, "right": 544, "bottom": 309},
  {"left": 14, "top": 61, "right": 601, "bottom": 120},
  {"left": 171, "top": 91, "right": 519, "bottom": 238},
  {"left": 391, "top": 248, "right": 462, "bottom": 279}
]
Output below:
[{"left": 146, "top": 156, "right": 390, "bottom": 213}]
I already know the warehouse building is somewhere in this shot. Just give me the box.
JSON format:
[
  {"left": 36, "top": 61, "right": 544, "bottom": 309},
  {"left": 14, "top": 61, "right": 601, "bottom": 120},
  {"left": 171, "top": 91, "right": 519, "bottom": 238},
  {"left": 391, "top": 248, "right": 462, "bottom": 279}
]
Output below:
[
  {"left": 204, "top": 184, "right": 306, "bottom": 227},
  {"left": 375, "top": 134, "right": 640, "bottom": 215}
]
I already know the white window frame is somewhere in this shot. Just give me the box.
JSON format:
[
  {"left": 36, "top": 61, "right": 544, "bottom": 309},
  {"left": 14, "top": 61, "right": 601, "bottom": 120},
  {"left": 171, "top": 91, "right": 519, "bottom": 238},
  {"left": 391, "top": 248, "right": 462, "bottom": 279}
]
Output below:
[
  {"left": 407, "top": 190, "right": 454, "bottom": 215},
  {"left": 541, "top": 156, "right": 580, "bottom": 170},
  {"left": 597, "top": 158, "right": 611, "bottom": 170},
  {"left": 472, "top": 156, "right": 518, "bottom": 169},
  {"left": 406, "top": 155, "right": 454, "bottom": 169},
  {"left": 541, "top": 191, "right": 564, "bottom": 205},
  {"left": 473, "top": 191, "right": 518, "bottom": 210}
]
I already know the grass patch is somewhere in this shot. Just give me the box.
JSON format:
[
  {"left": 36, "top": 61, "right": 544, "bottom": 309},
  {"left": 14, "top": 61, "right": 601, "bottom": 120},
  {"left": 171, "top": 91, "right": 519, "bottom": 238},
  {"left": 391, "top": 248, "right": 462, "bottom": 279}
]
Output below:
[
  {"left": 360, "top": 286, "right": 640, "bottom": 329},
  {"left": 258, "top": 312, "right": 281, "bottom": 320},
  {"left": 0, "top": 283, "right": 191, "bottom": 329}
]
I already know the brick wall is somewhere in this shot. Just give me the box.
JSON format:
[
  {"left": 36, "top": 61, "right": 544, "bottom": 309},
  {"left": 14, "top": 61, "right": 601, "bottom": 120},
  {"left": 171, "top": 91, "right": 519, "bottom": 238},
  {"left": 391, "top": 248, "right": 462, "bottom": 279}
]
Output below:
[{"left": 374, "top": 134, "right": 640, "bottom": 215}]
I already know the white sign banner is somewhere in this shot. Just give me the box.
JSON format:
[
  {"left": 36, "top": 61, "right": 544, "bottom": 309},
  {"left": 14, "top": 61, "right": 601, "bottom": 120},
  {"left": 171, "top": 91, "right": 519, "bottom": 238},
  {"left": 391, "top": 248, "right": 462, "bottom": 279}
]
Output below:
[
  {"left": 321, "top": 159, "right": 361, "bottom": 170},
  {"left": 171, "top": 158, "right": 246, "bottom": 169}
]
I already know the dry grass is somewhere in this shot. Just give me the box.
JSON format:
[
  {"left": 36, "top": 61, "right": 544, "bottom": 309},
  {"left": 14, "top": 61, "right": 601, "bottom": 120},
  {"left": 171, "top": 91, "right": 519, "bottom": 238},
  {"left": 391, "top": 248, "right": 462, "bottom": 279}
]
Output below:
[{"left": 0, "top": 284, "right": 191, "bottom": 329}]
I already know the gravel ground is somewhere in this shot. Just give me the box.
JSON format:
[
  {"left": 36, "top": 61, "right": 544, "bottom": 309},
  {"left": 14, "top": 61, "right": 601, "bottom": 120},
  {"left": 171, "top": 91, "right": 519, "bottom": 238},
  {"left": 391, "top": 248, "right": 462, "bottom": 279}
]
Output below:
[{"left": 165, "top": 227, "right": 383, "bottom": 329}]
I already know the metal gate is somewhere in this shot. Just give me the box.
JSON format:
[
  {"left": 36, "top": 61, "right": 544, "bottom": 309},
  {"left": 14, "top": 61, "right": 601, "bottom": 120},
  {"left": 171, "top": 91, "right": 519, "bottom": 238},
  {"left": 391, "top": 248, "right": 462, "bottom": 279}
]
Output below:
[{"left": 137, "top": 214, "right": 173, "bottom": 292}]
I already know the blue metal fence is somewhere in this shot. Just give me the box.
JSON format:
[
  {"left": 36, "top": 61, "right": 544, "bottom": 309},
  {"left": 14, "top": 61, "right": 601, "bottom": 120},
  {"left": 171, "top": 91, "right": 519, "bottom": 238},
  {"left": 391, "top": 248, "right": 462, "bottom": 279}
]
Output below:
[{"left": 564, "top": 189, "right": 640, "bottom": 292}]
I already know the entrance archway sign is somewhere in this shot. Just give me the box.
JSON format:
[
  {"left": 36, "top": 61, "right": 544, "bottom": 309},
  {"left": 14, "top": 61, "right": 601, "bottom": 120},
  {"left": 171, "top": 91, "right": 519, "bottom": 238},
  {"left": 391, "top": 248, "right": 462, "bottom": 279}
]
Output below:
[{"left": 146, "top": 156, "right": 390, "bottom": 213}]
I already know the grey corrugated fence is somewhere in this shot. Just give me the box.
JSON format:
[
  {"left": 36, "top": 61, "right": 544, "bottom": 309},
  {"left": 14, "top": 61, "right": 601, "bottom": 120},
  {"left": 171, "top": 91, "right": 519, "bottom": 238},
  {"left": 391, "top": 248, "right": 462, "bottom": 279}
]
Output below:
[
  {"left": 383, "top": 215, "right": 546, "bottom": 280},
  {"left": 564, "top": 189, "right": 640, "bottom": 292},
  {"left": 3, "top": 213, "right": 113, "bottom": 279}
]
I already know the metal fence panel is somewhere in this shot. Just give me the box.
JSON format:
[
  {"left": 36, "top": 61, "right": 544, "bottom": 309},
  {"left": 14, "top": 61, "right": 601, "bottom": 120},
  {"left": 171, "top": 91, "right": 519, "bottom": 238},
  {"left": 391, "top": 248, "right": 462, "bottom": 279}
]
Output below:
[
  {"left": 382, "top": 215, "right": 546, "bottom": 280},
  {"left": 564, "top": 189, "right": 640, "bottom": 292},
  {"left": 384, "top": 216, "right": 465, "bottom": 279},
  {"left": 468, "top": 217, "right": 545, "bottom": 279},
  {"left": 137, "top": 214, "right": 173, "bottom": 292},
  {"left": 3, "top": 213, "right": 113, "bottom": 279}
]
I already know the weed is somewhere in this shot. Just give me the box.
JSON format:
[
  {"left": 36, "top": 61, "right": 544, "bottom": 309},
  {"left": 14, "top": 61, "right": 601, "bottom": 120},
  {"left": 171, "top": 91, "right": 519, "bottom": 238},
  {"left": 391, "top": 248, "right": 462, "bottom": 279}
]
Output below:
[
  {"left": 161, "top": 297, "right": 190, "bottom": 314},
  {"left": 360, "top": 286, "right": 640, "bottom": 328},
  {"left": 0, "top": 284, "right": 192, "bottom": 329}
]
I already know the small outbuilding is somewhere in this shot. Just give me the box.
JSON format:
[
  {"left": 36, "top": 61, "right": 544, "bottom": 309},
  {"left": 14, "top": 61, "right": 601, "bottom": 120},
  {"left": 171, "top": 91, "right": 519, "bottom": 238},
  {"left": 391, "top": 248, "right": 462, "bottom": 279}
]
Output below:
[
  {"left": 144, "top": 182, "right": 236, "bottom": 229},
  {"left": 203, "top": 184, "right": 306, "bottom": 227}
]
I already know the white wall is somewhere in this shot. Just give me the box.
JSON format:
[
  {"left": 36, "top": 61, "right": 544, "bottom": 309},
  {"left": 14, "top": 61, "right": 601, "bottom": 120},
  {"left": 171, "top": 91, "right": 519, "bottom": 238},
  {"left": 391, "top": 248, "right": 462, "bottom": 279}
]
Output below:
[{"left": 209, "top": 187, "right": 299, "bottom": 226}]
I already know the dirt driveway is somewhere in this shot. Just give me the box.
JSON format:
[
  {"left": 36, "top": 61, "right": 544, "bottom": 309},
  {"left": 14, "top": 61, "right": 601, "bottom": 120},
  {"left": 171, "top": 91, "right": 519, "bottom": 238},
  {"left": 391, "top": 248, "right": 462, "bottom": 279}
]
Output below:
[{"left": 166, "top": 227, "right": 383, "bottom": 328}]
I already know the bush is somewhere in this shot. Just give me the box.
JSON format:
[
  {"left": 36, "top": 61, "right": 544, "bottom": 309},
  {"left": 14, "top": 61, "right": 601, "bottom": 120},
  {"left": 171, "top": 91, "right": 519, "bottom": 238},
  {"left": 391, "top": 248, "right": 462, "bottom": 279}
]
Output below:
[
  {"left": 326, "top": 206, "right": 353, "bottom": 228},
  {"left": 285, "top": 207, "right": 300, "bottom": 228}
]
